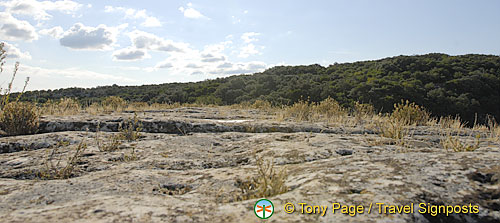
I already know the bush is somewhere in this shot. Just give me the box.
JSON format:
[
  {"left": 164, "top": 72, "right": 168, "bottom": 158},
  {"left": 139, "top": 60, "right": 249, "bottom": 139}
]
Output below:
[
  {"left": 252, "top": 100, "right": 272, "bottom": 110},
  {"left": 0, "top": 101, "right": 39, "bottom": 135},
  {"left": 391, "top": 100, "right": 430, "bottom": 126},
  {"left": 283, "top": 99, "right": 312, "bottom": 121},
  {"left": 313, "top": 97, "right": 346, "bottom": 120},
  {"left": 102, "top": 96, "right": 127, "bottom": 112}
]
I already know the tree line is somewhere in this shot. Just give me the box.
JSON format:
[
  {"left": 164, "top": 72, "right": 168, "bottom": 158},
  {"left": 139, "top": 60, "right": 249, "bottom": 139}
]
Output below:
[{"left": 16, "top": 53, "right": 500, "bottom": 124}]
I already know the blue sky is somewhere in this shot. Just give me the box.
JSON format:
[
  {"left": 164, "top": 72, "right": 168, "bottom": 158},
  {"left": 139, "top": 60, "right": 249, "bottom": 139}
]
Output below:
[{"left": 0, "top": 0, "right": 499, "bottom": 91}]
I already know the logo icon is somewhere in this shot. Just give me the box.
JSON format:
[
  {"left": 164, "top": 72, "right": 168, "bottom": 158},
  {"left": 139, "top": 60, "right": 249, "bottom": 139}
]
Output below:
[{"left": 254, "top": 199, "right": 274, "bottom": 219}]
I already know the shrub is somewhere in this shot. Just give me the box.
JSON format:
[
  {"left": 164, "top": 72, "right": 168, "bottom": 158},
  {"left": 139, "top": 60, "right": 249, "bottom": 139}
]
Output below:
[
  {"left": 313, "top": 97, "right": 347, "bottom": 120},
  {"left": 252, "top": 100, "right": 272, "bottom": 110},
  {"left": 0, "top": 42, "right": 37, "bottom": 136},
  {"left": 391, "top": 100, "right": 430, "bottom": 126},
  {"left": 102, "top": 96, "right": 127, "bottom": 112},
  {"left": 281, "top": 99, "right": 312, "bottom": 121},
  {"left": 0, "top": 101, "right": 39, "bottom": 135}
]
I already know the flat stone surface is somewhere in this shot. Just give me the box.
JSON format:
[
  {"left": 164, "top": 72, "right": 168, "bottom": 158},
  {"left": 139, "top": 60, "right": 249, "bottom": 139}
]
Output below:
[{"left": 0, "top": 107, "right": 499, "bottom": 222}]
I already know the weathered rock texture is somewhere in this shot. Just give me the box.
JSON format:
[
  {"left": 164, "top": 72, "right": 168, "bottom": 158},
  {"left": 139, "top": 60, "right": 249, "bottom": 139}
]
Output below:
[{"left": 0, "top": 107, "right": 499, "bottom": 222}]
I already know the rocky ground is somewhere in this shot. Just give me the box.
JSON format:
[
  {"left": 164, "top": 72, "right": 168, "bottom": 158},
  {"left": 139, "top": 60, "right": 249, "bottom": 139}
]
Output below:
[{"left": 0, "top": 107, "right": 499, "bottom": 222}]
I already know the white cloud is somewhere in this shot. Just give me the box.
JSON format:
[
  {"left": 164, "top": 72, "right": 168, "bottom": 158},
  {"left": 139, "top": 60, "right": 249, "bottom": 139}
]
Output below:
[
  {"left": 155, "top": 61, "right": 173, "bottom": 69},
  {"left": 39, "top": 26, "right": 64, "bottom": 38},
  {"left": 153, "top": 48, "right": 266, "bottom": 77},
  {"left": 112, "top": 47, "right": 150, "bottom": 61},
  {"left": 104, "top": 6, "right": 162, "bottom": 27},
  {"left": 128, "top": 30, "right": 190, "bottom": 52},
  {"left": 241, "top": 32, "right": 260, "bottom": 43},
  {"left": 59, "top": 23, "right": 119, "bottom": 50},
  {"left": 0, "top": 12, "right": 38, "bottom": 41},
  {"left": 178, "top": 3, "right": 208, "bottom": 19},
  {"left": 0, "top": 0, "right": 82, "bottom": 22},
  {"left": 0, "top": 63, "right": 137, "bottom": 91},
  {"left": 238, "top": 44, "right": 259, "bottom": 58},
  {"left": 1, "top": 42, "right": 32, "bottom": 60},
  {"left": 201, "top": 53, "right": 226, "bottom": 63},
  {"left": 185, "top": 63, "right": 204, "bottom": 69},
  {"left": 141, "top": 16, "right": 162, "bottom": 27},
  {"left": 199, "top": 42, "right": 230, "bottom": 63},
  {"left": 214, "top": 61, "right": 267, "bottom": 75},
  {"left": 217, "top": 62, "right": 233, "bottom": 69},
  {"left": 238, "top": 32, "right": 264, "bottom": 58}
]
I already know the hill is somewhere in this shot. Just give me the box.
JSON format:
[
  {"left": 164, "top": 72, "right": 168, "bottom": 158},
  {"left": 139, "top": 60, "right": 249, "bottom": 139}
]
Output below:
[{"left": 18, "top": 53, "right": 500, "bottom": 123}]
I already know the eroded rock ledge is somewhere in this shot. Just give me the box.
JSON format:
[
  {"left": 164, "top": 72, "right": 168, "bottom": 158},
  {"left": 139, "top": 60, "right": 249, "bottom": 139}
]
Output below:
[{"left": 0, "top": 108, "right": 498, "bottom": 222}]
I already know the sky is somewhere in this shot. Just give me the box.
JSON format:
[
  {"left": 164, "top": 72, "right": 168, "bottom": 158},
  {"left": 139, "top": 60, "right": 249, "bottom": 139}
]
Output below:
[{"left": 0, "top": 0, "right": 499, "bottom": 91}]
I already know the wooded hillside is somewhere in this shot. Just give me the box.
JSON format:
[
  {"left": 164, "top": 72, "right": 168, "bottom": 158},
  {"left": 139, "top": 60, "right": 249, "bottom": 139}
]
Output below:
[{"left": 18, "top": 53, "right": 500, "bottom": 123}]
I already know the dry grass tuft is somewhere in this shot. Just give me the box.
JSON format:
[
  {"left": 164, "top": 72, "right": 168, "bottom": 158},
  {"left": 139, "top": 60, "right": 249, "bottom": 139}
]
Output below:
[
  {"left": 119, "top": 113, "right": 143, "bottom": 141},
  {"left": 438, "top": 116, "right": 463, "bottom": 129},
  {"left": 486, "top": 116, "right": 500, "bottom": 142},
  {"left": 37, "top": 140, "right": 87, "bottom": 180},
  {"left": 375, "top": 115, "right": 411, "bottom": 146},
  {"left": 234, "top": 155, "right": 288, "bottom": 201},
  {"left": 41, "top": 98, "right": 80, "bottom": 116},
  {"left": 353, "top": 101, "right": 375, "bottom": 124},
  {"left": 278, "top": 99, "right": 311, "bottom": 122},
  {"left": 102, "top": 96, "right": 127, "bottom": 112},
  {"left": 391, "top": 100, "right": 430, "bottom": 126},
  {"left": 277, "top": 97, "right": 347, "bottom": 123},
  {"left": 441, "top": 133, "right": 480, "bottom": 152},
  {"left": 95, "top": 114, "right": 142, "bottom": 152},
  {"left": 439, "top": 117, "right": 482, "bottom": 152}
]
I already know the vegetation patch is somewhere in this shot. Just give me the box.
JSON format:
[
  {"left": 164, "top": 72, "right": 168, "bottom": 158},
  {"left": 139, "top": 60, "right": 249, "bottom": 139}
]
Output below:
[
  {"left": 234, "top": 155, "right": 288, "bottom": 201},
  {"left": 36, "top": 140, "right": 87, "bottom": 180},
  {"left": 0, "top": 43, "right": 38, "bottom": 136},
  {"left": 41, "top": 98, "right": 80, "bottom": 116},
  {"left": 0, "top": 101, "right": 39, "bottom": 136},
  {"left": 277, "top": 97, "right": 347, "bottom": 123},
  {"left": 391, "top": 100, "right": 430, "bottom": 126},
  {"left": 119, "top": 113, "right": 143, "bottom": 141}
]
